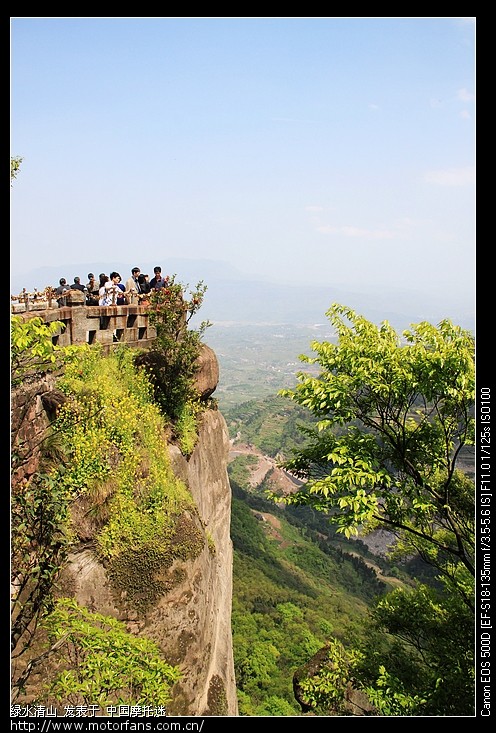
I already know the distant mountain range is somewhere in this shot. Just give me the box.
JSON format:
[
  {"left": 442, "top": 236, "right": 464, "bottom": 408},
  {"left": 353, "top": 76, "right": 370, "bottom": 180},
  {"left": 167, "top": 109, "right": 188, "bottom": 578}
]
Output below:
[{"left": 10, "top": 258, "right": 475, "bottom": 333}]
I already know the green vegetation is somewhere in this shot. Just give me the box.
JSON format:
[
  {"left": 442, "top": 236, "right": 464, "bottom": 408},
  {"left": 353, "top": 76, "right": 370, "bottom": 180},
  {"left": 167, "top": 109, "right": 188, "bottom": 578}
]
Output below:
[
  {"left": 135, "top": 277, "right": 211, "bottom": 454},
  {"left": 229, "top": 468, "right": 398, "bottom": 715},
  {"left": 40, "top": 598, "right": 181, "bottom": 709},
  {"left": 276, "top": 304, "right": 475, "bottom": 585},
  {"left": 11, "top": 315, "right": 69, "bottom": 657},
  {"left": 56, "top": 344, "right": 195, "bottom": 559},
  {"left": 11, "top": 314, "right": 65, "bottom": 387},
  {"left": 11, "top": 454, "right": 73, "bottom": 657},
  {"left": 11, "top": 306, "right": 208, "bottom": 707},
  {"left": 11, "top": 155, "right": 23, "bottom": 185},
  {"left": 224, "top": 394, "right": 318, "bottom": 458},
  {"left": 267, "top": 303, "right": 475, "bottom": 714}
]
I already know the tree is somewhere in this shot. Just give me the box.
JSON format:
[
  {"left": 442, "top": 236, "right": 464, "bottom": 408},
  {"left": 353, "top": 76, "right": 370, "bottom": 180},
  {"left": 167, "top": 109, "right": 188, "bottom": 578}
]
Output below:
[
  {"left": 274, "top": 303, "right": 475, "bottom": 606},
  {"left": 272, "top": 303, "right": 475, "bottom": 715},
  {"left": 11, "top": 315, "right": 65, "bottom": 387},
  {"left": 366, "top": 582, "right": 475, "bottom": 715}
]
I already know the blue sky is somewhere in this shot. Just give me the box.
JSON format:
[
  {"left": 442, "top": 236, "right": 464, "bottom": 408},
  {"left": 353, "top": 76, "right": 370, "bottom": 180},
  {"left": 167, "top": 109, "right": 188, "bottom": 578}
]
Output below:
[{"left": 10, "top": 17, "right": 475, "bottom": 317}]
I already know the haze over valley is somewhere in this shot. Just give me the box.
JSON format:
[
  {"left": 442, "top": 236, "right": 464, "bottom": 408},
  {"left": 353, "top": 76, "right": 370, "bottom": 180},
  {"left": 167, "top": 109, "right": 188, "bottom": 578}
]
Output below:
[{"left": 12, "top": 257, "right": 475, "bottom": 334}]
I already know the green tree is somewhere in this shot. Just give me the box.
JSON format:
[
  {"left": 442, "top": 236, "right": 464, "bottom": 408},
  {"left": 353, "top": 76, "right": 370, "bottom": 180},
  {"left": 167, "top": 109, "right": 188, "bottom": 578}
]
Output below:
[
  {"left": 294, "top": 638, "right": 364, "bottom": 715},
  {"left": 11, "top": 315, "right": 65, "bottom": 387},
  {"left": 275, "top": 303, "right": 475, "bottom": 601},
  {"left": 366, "top": 582, "right": 475, "bottom": 715},
  {"left": 271, "top": 303, "right": 475, "bottom": 715}
]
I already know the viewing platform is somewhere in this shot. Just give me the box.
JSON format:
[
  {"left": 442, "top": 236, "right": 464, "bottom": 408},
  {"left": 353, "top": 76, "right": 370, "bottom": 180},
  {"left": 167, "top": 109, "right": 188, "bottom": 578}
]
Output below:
[{"left": 11, "top": 288, "right": 157, "bottom": 353}]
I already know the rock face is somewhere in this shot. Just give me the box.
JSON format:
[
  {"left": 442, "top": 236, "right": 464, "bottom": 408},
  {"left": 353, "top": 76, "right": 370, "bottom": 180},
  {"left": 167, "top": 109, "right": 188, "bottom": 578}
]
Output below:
[
  {"left": 166, "top": 409, "right": 237, "bottom": 715},
  {"left": 11, "top": 375, "right": 61, "bottom": 483},
  {"left": 194, "top": 343, "right": 220, "bottom": 400},
  {"left": 58, "top": 408, "right": 238, "bottom": 716}
]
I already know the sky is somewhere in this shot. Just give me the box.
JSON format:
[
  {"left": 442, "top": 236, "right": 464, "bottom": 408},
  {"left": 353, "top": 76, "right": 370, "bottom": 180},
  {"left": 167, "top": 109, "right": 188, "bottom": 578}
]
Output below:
[{"left": 10, "top": 17, "right": 475, "bottom": 318}]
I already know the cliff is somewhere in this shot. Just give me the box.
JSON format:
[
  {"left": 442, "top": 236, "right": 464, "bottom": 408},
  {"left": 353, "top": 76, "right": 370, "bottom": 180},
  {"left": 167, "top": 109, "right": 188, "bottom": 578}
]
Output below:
[
  {"left": 57, "top": 408, "right": 237, "bottom": 716},
  {"left": 11, "top": 343, "right": 238, "bottom": 716}
]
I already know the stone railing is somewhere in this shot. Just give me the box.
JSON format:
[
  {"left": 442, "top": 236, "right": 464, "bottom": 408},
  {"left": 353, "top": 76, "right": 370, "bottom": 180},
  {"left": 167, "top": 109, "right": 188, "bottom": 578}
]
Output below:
[
  {"left": 11, "top": 286, "right": 59, "bottom": 311},
  {"left": 11, "top": 289, "right": 157, "bottom": 353},
  {"left": 11, "top": 286, "right": 147, "bottom": 312}
]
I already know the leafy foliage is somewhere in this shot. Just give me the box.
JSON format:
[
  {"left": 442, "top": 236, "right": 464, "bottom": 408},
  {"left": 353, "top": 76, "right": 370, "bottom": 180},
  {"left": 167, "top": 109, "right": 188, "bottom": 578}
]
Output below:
[
  {"left": 11, "top": 315, "right": 65, "bottom": 387},
  {"left": 137, "top": 277, "right": 211, "bottom": 430},
  {"left": 367, "top": 583, "right": 475, "bottom": 715},
  {"left": 40, "top": 598, "right": 181, "bottom": 709},
  {"left": 294, "top": 638, "right": 364, "bottom": 714},
  {"left": 275, "top": 304, "right": 475, "bottom": 592},
  {"left": 265, "top": 303, "right": 475, "bottom": 715},
  {"left": 11, "top": 472, "right": 73, "bottom": 659},
  {"left": 11, "top": 155, "right": 23, "bottom": 184}
]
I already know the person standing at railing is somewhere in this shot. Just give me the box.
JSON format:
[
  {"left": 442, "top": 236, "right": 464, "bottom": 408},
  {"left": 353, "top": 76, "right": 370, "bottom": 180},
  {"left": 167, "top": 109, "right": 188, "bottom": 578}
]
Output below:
[
  {"left": 55, "top": 278, "right": 69, "bottom": 307},
  {"left": 149, "top": 266, "right": 168, "bottom": 290},
  {"left": 69, "top": 276, "right": 88, "bottom": 295},
  {"left": 86, "top": 273, "right": 99, "bottom": 305},
  {"left": 101, "top": 271, "right": 124, "bottom": 305},
  {"left": 98, "top": 273, "right": 111, "bottom": 305},
  {"left": 114, "top": 273, "right": 127, "bottom": 305},
  {"left": 138, "top": 273, "right": 151, "bottom": 294},
  {"left": 125, "top": 267, "right": 141, "bottom": 303}
]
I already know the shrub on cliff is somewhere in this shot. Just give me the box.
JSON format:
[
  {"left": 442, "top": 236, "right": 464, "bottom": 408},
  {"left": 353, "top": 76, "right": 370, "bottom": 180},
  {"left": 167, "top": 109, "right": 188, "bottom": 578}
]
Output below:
[
  {"left": 135, "top": 277, "right": 211, "bottom": 451},
  {"left": 11, "top": 320, "right": 190, "bottom": 708}
]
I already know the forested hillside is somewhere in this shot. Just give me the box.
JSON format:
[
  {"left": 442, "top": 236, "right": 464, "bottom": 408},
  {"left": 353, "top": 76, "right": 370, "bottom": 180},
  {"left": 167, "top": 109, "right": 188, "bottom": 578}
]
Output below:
[
  {"left": 227, "top": 394, "right": 473, "bottom": 715},
  {"left": 230, "top": 483, "right": 388, "bottom": 714}
]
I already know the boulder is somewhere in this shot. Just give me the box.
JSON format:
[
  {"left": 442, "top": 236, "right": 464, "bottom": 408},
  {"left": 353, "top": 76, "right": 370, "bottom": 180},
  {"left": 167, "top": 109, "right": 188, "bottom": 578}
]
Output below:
[{"left": 195, "top": 343, "right": 219, "bottom": 399}]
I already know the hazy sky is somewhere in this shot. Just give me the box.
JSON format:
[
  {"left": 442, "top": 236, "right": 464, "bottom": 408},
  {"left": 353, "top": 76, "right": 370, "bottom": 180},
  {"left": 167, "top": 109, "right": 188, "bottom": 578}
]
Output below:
[{"left": 11, "top": 17, "right": 475, "bottom": 310}]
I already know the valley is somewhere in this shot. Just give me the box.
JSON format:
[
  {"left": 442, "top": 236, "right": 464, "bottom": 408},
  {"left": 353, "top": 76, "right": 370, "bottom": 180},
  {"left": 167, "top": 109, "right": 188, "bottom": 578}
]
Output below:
[{"left": 205, "top": 321, "right": 334, "bottom": 410}]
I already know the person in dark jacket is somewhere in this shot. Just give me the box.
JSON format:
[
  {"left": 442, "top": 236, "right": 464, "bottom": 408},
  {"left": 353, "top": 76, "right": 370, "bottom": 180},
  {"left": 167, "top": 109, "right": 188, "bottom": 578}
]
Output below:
[
  {"left": 86, "top": 273, "right": 99, "bottom": 305},
  {"left": 149, "top": 266, "right": 168, "bottom": 290},
  {"left": 138, "top": 273, "right": 151, "bottom": 294},
  {"left": 55, "top": 278, "right": 69, "bottom": 307},
  {"left": 69, "top": 276, "right": 87, "bottom": 293}
]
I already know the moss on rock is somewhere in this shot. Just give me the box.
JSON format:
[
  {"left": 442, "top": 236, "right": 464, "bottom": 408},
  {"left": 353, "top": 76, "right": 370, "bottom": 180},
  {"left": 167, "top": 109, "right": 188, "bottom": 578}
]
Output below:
[{"left": 108, "top": 510, "right": 205, "bottom": 613}]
